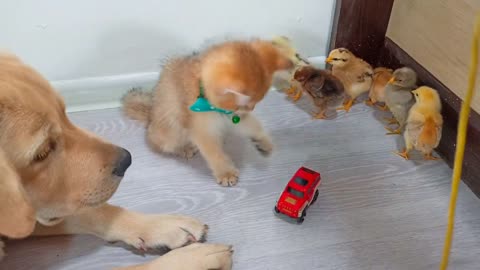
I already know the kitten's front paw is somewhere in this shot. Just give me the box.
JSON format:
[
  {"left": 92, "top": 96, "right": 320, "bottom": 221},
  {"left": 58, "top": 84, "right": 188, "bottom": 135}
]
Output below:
[
  {"left": 215, "top": 167, "right": 239, "bottom": 187},
  {"left": 176, "top": 144, "right": 198, "bottom": 159},
  {"left": 251, "top": 136, "right": 274, "bottom": 156}
]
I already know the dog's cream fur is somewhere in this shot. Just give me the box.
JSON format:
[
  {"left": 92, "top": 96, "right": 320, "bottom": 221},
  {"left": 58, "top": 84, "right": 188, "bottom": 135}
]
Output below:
[
  {"left": 122, "top": 40, "right": 292, "bottom": 186},
  {"left": 0, "top": 53, "right": 232, "bottom": 269}
]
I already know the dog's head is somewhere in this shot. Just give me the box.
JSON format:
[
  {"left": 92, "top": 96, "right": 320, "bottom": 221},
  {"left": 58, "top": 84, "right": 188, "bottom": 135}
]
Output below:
[
  {"left": 200, "top": 40, "right": 293, "bottom": 114},
  {"left": 0, "top": 53, "right": 131, "bottom": 238}
]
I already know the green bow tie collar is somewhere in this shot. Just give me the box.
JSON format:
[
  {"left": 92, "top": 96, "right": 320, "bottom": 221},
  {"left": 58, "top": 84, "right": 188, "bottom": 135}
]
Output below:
[{"left": 189, "top": 81, "right": 241, "bottom": 124}]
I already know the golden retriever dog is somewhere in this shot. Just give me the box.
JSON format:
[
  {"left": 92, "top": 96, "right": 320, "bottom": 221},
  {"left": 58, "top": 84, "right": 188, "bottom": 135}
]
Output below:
[
  {"left": 122, "top": 39, "right": 293, "bottom": 187},
  {"left": 0, "top": 52, "right": 233, "bottom": 270}
]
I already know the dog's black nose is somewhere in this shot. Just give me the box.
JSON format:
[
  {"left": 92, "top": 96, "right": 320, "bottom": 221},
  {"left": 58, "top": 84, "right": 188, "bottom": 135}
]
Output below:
[{"left": 112, "top": 148, "right": 132, "bottom": 177}]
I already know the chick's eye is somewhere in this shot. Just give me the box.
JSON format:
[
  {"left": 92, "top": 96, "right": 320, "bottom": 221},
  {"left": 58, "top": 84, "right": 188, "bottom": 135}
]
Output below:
[{"left": 332, "top": 58, "right": 339, "bottom": 61}]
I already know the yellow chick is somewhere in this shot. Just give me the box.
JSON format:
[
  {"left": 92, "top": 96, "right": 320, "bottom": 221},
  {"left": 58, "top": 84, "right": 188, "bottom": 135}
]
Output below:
[
  {"left": 271, "top": 36, "right": 310, "bottom": 101},
  {"left": 397, "top": 86, "right": 443, "bottom": 160},
  {"left": 326, "top": 48, "right": 373, "bottom": 112}
]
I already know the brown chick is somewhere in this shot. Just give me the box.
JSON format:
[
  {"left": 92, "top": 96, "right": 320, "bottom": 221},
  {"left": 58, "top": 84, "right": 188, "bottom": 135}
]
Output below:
[
  {"left": 326, "top": 48, "right": 373, "bottom": 112},
  {"left": 366, "top": 67, "right": 393, "bottom": 111},
  {"left": 293, "top": 66, "right": 345, "bottom": 119},
  {"left": 397, "top": 86, "right": 443, "bottom": 160}
]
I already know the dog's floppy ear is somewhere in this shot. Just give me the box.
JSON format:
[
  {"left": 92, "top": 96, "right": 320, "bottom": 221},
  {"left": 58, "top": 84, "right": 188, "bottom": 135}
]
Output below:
[{"left": 0, "top": 148, "right": 36, "bottom": 238}]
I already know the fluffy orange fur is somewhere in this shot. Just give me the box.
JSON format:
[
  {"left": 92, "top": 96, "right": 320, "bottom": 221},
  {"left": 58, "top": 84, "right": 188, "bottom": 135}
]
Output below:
[{"left": 122, "top": 40, "right": 292, "bottom": 186}]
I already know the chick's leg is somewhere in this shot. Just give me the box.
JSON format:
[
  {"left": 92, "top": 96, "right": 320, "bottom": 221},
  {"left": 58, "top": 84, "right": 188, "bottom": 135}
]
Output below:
[
  {"left": 292, "top": 89, "right": 303, "bottom": 101},
  {"left": 286, "top": 85, "right": 302, "bottom": 102},
  {"left": 396, "top": 148, "right": 410, "bottom": 160},
  {"left": 396, "top": 130, "right": 413, "bottom": 160},
  {"left": 312, "top": 109, "right": 327, "bottom": 120},
  {"left": 337, "top": 98, "right": 354, "bottom": 112},
  {"left": 365, "top": 98, "right": 375, "bottom": 106},
  {"left": 384, "top": 117, "right": 399, "bottom": 125},
  {"left": 377, "top": 104, "right": 389, "bottom": 111},
  {"left": 424, "top": 153, "right": 440, "bottom": 161},
  {"left": 285, "top": 86, "right": 296, "bottom": 96},
  {"left": 385, "top": 126, "right": 402, "bottom": 135}
]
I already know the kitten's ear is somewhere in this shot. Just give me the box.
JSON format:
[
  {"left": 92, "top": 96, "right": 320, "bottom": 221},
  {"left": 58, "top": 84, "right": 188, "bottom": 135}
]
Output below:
[
  {"left": 0, "top": 148, "right": 36, "bottom": 238},
  {"left": 250, "top": 40, "right": 294, "bottom": 72}
]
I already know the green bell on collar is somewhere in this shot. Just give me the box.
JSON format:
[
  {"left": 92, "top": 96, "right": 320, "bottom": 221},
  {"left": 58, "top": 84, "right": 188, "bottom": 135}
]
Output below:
[{"left": 189, "top": 81, "right": 241, "bottom": 124}]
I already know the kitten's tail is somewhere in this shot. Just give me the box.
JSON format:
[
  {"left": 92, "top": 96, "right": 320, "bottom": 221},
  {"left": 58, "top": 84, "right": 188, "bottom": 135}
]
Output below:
[{"left": 121, "top": 87, "right": 153, "bottom": 123}]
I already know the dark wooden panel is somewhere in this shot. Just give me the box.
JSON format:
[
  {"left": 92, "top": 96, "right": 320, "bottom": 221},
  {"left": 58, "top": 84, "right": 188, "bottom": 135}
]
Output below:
[
  {"left": 378, "top": 38, "right": 480, "bottom": 197},
  {"left": 329, "top": 0, "right": 395, "bottom": 64}
]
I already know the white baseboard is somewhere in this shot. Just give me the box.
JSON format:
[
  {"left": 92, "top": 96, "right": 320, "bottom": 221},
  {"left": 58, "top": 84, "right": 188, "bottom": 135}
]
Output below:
[
  {"left": 55, "top": 56, "right": 326, "bottom": 113},
  {"left": 53, "top": 72, "right": 159, "bottom": 113}
]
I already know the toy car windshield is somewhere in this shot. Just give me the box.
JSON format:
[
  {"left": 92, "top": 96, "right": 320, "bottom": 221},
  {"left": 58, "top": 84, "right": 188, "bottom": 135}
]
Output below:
[
  {"left": 287, "top": 187, "right": 304, "bottom": 198},
  {"left": 293, "top": 176, "right": 308, "bottom": 186}
]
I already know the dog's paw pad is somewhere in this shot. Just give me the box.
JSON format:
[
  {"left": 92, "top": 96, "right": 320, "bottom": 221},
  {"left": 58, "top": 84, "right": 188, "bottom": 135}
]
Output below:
[{"left": 118, "top": 215, "right": 207, "bottom": 251}]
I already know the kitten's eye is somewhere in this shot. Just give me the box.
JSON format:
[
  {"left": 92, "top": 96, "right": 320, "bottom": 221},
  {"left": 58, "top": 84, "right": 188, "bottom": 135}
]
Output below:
[{"left": 33, "top": 141, "right": 56, "bottom": 163}]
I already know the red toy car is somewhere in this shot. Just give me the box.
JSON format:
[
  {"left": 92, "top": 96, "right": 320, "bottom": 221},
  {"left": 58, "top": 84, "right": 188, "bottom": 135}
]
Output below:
[{"left": 274, "top": 167, "right": 321, "bottom": 223}]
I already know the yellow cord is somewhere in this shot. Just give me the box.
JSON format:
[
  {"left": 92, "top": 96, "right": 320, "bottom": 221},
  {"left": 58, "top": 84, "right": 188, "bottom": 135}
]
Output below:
[{"left": 440, "top": 13, "right": 480, "bottom": 270}]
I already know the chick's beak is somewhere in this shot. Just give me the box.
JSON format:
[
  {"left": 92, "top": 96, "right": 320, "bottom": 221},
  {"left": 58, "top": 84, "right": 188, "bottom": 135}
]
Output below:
[
  {"left": 388, "top": 77, "right": 395, "bottom": 84},
  {"left": 326, "top": 57, "right": 333, "bottom": 63}
]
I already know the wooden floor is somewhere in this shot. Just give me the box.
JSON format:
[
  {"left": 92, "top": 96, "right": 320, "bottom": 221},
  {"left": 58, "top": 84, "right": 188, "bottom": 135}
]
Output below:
[{"left": 3, "top": 91, "right": 480, "bottom": 270}]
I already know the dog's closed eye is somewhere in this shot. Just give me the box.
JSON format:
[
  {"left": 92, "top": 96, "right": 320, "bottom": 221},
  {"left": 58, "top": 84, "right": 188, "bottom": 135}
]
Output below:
[{"left": 33, "top": 140, "right": 57, "bottom": 163}]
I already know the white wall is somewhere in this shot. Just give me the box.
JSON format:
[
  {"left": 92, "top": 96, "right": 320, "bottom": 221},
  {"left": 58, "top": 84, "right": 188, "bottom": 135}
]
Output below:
[{"left": 1, "top": 0, "right": 335, "bottom": 110}]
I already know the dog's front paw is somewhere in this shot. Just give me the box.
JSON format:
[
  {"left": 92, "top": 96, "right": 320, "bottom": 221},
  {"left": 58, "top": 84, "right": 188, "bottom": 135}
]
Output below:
[
  {"left": 0, "top": 240, "right": 5, "bottom": 261},
  {"left": 114, "top": 243, "right": 233, "bottom": 270},
  {"left": 116, "top": 215, "right": 208, "bottom": 252},
  {"left": 251, "top": 136, "right": 274, "bottom": 156},
  {"left": 214, "top": 167, "right": 239, "bottom": 187}
]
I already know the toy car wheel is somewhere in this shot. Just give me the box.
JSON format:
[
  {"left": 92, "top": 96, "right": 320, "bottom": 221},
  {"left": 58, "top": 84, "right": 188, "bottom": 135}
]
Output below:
[
  {"left": 297, "top": 210, "right": 307, "bottom": 224},
  {"left": 312, "top": 190, "right": 319, "bottom": 204},
  {"left": 274, "top": 206, "right": 280, "bottom": 213}
]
